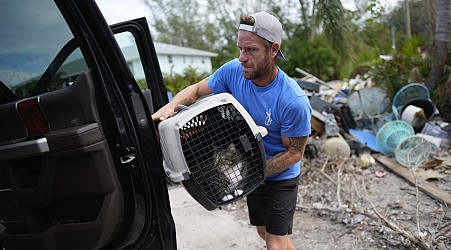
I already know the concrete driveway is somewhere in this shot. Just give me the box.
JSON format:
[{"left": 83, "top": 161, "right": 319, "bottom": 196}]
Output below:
[{"left": 168, "top": 185, "right": 264, "bottom": 249}]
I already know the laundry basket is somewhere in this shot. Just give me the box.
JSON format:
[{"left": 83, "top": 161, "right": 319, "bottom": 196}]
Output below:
[
  {"left": 376, "top": 120, "right": 414, "bottom": 155},
  {"left": 395, "top": 135, "right": 431, "bottom": 168},
  {"left": 158, "top": 93, "right": 268, "bottom": 210}
]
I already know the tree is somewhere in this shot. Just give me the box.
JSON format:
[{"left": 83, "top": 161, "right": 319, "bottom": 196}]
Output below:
[
  {"left": 142, "top": 0, "right": 218, "bottom": 51},
  {"left": 280, "top": 35, "right": 342, "bottom": 81},
  {"left": 386, "top": 0, "right": 435, "bottom": 41},
  {"left": 425, "top": 0, "right": 450, "bottom": 91},
  {"left": 142, "top": 0, "right": 353, "bottom": 71},
  {"left": 314, "top": 0, "right": 351, "bottom": 55}
]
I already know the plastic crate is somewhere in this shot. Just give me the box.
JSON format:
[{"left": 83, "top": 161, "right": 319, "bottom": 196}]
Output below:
[{"left": 158, "top": 93, "right": 267, "bottom": 210}]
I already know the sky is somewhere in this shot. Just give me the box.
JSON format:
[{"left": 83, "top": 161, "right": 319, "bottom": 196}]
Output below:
[
  {"left": 96, "top": 0, "right": 151, "bottom": 25},
  {"left": 96, "top": 0, "right": 402, "bottom": 25}
]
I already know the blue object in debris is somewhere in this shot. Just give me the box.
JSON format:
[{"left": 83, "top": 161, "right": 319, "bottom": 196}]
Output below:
[{"left": 349, "top": 129, "right": 379, "bottom": 152}]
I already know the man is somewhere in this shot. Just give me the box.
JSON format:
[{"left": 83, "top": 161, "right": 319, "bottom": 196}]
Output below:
[{"left": 152, "top": 12, "right": 312, "bottom": 250}]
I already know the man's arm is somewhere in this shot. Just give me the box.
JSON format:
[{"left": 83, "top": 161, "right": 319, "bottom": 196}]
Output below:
[
  {"left": 265, "top": 135, "right": 308, "bottom": 176},
  {"left": 151, "top": 77, "right": 212, "bottom": 121}
]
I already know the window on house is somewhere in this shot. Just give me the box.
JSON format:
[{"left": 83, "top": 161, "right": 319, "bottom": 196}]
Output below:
[{"left": 168, "top": 55, "right": 173, "bottom": 64}]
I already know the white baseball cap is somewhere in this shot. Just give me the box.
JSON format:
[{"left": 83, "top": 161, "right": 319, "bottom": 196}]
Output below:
[{"left": 238, "top": 12, "right": 286, "bottom": 60}]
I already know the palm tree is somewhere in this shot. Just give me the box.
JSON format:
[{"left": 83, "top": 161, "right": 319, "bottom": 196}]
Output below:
[
  {"left": 314, "top": 0, "right": 350, "bottom": 54},
  {"left": 425, "top": 0, "right": 450, "bottom": 91}
]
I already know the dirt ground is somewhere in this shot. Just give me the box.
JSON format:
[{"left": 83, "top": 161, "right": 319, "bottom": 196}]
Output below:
[{"left": 224, "top": 137, "right": 451, "bottom": 250}]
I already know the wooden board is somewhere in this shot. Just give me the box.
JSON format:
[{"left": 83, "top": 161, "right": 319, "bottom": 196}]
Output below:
[{"left": 373, "top": 153, "right": 451, "bottom": 206}]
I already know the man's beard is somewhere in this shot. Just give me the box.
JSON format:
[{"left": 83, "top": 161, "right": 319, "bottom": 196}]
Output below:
[{"left": 242, "top": 55, "right": 272, "bottom": 81}]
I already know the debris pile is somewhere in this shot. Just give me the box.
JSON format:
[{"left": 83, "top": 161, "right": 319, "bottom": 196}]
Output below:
[{"left": 295, "top": 71, "right": 451, "bottom": 170}]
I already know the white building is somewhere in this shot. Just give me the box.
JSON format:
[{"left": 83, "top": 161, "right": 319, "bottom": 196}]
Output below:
[{"left": 121, "top": 42, "right": 217, "bottom": 79}]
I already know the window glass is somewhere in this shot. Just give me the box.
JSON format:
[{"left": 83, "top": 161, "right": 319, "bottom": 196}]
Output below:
[
  {"left": 0, "top": 0, "right": 87, "bottom": 99},
  {"left": 115, "top": 32, "right": 148, "bottom": 90}
]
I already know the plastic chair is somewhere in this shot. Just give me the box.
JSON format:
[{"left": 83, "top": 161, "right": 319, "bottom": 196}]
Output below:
[{"left": 392, "top": 83, "right": 432, "bottom": 120}]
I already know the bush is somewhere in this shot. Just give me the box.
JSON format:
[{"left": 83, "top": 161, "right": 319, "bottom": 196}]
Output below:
[
  {"left": 369, "top": 36, "right": 429, "bottom": 99},
  {"left": 163, "top": 67, "right": 210, "bottom": 96}
]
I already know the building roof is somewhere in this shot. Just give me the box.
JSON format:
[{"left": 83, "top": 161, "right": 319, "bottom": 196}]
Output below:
[{"left": 154, "top": 42, "right": 217, "bottom": 57}]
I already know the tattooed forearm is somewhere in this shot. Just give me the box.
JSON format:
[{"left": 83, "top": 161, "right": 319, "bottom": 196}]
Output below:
[
  {"left": 288, "top": 136, "right": 308, "bottom": 153},
  {"left": 266, "top": 136, "right": 308, "bottom": 176}
]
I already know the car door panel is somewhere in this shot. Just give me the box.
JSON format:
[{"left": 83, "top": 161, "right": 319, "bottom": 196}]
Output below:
[
  {"left": 0, "top": 138, "right": 49, "bottom": 160},
  {"left": 0, "top": 70, "right": 124, "bottom": 250}
]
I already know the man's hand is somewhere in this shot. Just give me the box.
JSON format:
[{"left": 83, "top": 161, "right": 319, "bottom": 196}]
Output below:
[
  {"left": 151, "top": 105, "right": 176, "bottom": 121},
  {"left": 151, "top": 78, "right": 212, "bottom": 122}
]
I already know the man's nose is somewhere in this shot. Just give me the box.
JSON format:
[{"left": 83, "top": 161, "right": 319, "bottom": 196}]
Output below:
[{"left": 238, "top": 52, "right": 248, "bottom": 63}]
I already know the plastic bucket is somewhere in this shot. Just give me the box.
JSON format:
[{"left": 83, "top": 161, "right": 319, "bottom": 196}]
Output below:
[
  {"left": 401, "top": 99, "right": 434, "bottom": 118},
  {"left": 376, "top": 120, "right": 415, "bottom": 155},
  {"left": 401, "top": 99, "right": 435, "bottom": 132}
]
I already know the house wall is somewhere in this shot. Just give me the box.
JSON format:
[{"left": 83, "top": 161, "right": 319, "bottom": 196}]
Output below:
[
  {"left": 129, "top": 54, "right": 213, "bottom": 80},
  {"left": 158, "top": 54, "right": 213, "bottom": 76},
  {"left": 120, "top": 42, "right": 216, "bottom": 80}
]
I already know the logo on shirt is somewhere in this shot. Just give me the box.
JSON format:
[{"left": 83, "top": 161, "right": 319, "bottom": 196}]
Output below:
[{"left": 265, "top": 109, "right": 272, "bottom": 126}]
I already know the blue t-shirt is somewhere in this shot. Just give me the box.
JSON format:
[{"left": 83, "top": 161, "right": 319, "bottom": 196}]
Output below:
[{"left": 208, "top": 59, "right": 312, "bottom": 181}]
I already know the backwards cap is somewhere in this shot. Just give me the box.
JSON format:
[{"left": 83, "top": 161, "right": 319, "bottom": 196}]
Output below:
[{"left": 238, "top": 12, "right": 286, "bottom": 60}]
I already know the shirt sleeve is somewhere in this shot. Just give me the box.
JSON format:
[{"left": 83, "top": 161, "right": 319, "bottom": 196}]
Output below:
[
  {"left": 208, "top": 59, "right": 241, "bottom": 94},
  {"left": 281, "top": 95, "right": 312, "bottom": 137}
]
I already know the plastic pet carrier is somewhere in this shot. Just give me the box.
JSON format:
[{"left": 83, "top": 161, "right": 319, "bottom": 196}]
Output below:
[{"left": 158, "top": 93, "right": 267, "bottom": 210}]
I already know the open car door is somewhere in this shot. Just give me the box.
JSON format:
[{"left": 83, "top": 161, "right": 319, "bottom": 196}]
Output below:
[{"left": 0, "top": 0, "right": 175, "bottom": 249}]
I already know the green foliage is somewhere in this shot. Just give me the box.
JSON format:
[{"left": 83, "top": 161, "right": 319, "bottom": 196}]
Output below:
[
  {"left": 337, "top": 19, "right": 391, "bottom": 80},
  {"left": 340, "top": 46, "right": 378, "bottom": 80},
  {"left": 279, "top": 35, "right": 341, "bottom": 82},
  {"left": 315, "top": 0, "right": 351, "bottom": 55},
  {"left": 359, "top": 20, "right": 393, "bottom": 54},
  {"left": 369, "top": 36, "right": 430, "bottom": 99},
  {"left": 136, "top": 79, "right": 148, "bottom": 90},
  {"left": 163, "top": 66, "right": 209, "bottom": 96},
  {"left": 366, "top": 0, "right": 385, "bottom": 19}
]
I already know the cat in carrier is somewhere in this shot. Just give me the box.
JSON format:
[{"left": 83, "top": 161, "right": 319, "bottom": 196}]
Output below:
[{"left": 210, "top": 143, "right": 248, "bottom": 202}]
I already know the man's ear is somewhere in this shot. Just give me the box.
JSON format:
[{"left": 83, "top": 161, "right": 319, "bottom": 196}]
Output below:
[{"left": 271, "top": 42, "right": 281, "bottom": 58}]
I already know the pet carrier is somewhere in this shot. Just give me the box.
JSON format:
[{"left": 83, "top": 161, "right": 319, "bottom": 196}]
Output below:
[{"left": 158, "top": 93, "right": 268, "bottom": 210}]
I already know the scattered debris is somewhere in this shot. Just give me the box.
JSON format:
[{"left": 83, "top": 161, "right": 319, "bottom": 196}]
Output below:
[
  {"left": 292, "top": 71, "right": 451, "bottom": 248},
  {"left": 375, "top": 170, "right": 387, "bottom": 178}
]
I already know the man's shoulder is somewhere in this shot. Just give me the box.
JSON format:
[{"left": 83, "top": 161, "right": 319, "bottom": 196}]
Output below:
[
  {"left": 275, "top": 71, "right": 306, "bottom": 97},
  {"left": 222, "top": 58, "right": 241, "bottom": 69},
  {"left": 215, "top": 59, "right": 242, "bottom": 77}
]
